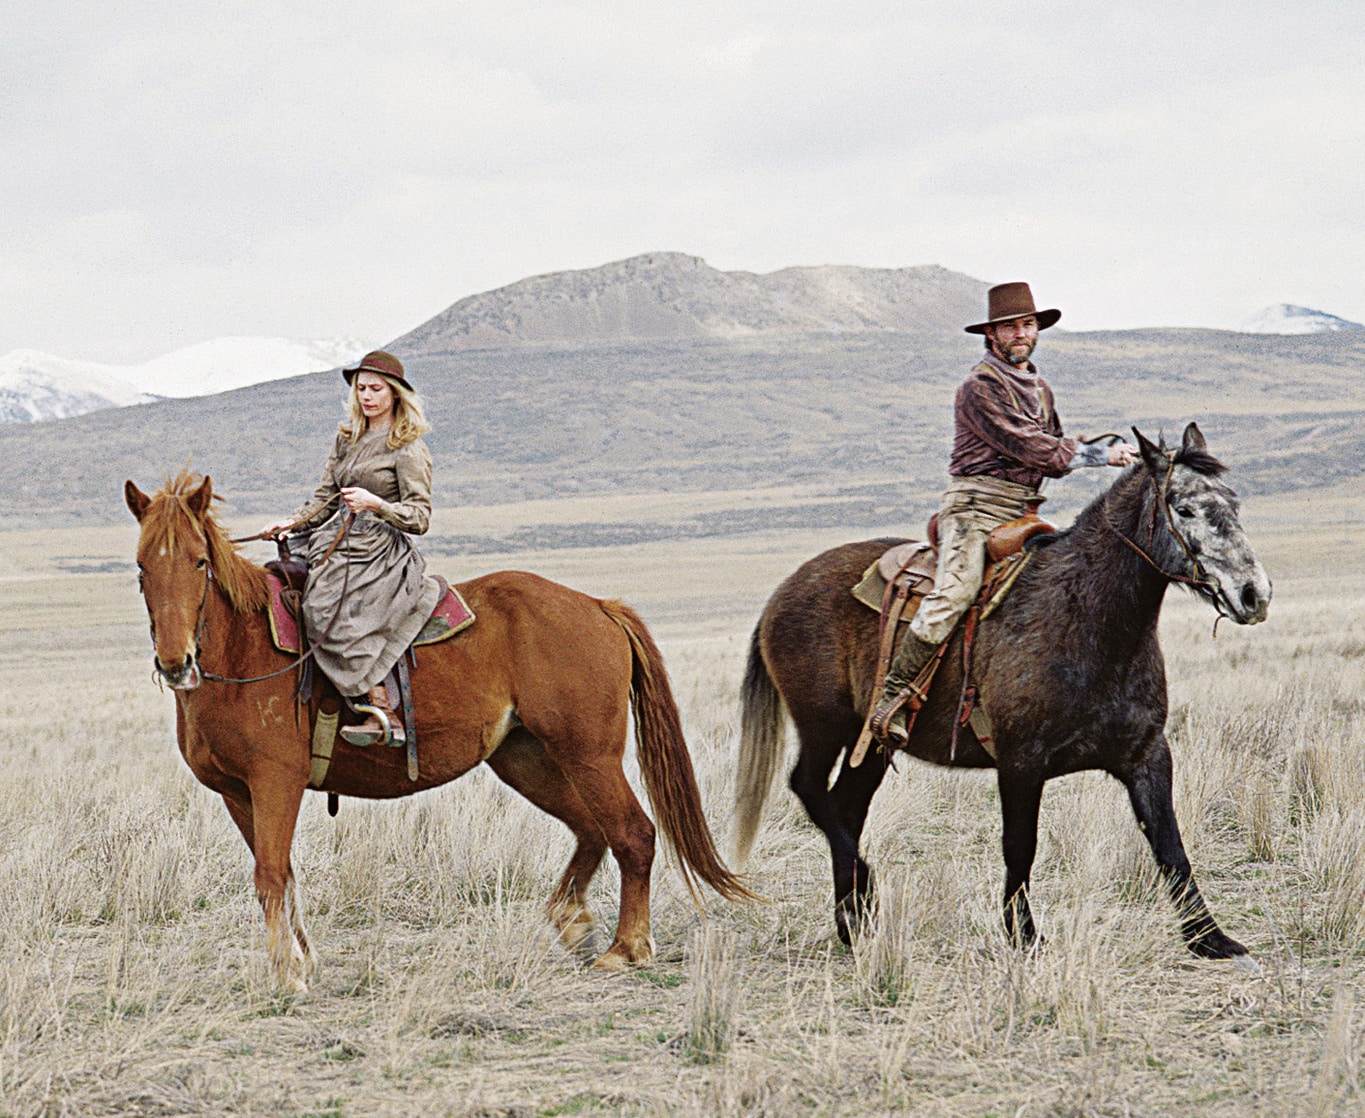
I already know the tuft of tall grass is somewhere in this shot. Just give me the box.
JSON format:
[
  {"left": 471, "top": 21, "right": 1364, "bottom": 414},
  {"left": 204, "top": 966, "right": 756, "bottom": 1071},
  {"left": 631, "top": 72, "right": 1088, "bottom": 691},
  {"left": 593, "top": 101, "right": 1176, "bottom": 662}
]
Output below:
[{"left": 683, "top": 921, "right": 741, "bottom": 1064}]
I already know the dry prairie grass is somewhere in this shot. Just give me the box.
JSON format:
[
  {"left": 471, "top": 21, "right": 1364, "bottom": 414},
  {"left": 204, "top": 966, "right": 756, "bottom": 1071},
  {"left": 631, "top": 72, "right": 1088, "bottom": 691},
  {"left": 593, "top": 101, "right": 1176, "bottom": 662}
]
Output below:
[{"left": 1, "top": 504, "right": 1363, "bottom": 1117}]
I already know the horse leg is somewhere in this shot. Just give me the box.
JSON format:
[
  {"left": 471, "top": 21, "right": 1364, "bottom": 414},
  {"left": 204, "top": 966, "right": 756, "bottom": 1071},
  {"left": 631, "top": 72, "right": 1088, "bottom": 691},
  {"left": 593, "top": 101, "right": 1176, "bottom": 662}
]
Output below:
[
  {"left": 1123, "top": 736, "right": 1248, "bottom": 959},
  {"left": 486, "top": 731, "right": 608, "bottom": 960},
  {"left": 229, "top": 776, "right": 311, "bottom": 992},
  {"left": 997, "top": 766, "right": 1044, "bottom": 949},
  {"left": 221, "top": 789, "right": 315, "bottom": 982},
  {"left": 538, "top": 735, "right": 656, "bottom": 972},
  {"left": 788, "top": 717, "right": 882, "bottom": 944}
]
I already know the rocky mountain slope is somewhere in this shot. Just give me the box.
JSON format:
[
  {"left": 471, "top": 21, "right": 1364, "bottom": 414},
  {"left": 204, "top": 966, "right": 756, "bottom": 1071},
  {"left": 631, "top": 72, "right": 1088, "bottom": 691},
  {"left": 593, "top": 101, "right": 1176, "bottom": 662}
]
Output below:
[{"left": 396, "top": 253, "right": 988, "bottom": 352}]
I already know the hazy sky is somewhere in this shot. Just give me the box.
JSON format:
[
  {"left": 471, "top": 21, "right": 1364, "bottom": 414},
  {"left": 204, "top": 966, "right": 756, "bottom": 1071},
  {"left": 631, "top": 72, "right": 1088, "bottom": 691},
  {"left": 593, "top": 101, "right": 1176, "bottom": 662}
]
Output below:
[{"left": 4, "top": 1, "right": 1362, "bottom": 362}]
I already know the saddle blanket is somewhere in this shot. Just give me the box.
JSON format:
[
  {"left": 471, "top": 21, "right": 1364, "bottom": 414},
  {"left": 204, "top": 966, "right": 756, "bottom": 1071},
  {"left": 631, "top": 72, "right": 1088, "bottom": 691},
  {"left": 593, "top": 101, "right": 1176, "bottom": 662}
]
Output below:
[{"left": 267, "top": 575, "right": 476, "bottom": 656}]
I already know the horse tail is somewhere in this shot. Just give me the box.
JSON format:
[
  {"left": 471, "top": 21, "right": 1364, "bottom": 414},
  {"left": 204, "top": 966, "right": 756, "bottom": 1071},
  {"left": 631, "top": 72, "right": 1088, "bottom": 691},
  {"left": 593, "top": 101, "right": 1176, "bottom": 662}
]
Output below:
[
  {"left": 734, "top": 619, "right": 784, "bottom": 870},
  {"left": 600, "top": 600, "right": 758, "bottom": 904}
]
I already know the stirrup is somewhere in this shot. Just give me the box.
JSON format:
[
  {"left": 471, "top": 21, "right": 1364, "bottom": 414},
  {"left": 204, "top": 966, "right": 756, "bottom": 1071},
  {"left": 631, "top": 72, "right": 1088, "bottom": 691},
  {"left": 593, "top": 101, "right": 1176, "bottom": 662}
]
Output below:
[
  {"left": 869, "top": 691, "right": 912, "bottom": 743},
  {"left": 341, "top": 704, "right": 406, "bottom": 748},
  {"left": 869, "top": 679, "right": 930, "bottom": 743}
]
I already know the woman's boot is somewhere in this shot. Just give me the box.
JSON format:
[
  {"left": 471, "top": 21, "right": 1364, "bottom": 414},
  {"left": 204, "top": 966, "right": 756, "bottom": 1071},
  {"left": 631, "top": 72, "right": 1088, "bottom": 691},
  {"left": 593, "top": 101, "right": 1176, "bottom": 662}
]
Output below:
[{"left": 341, "top": 684, "right": 406, "bottom": 747}]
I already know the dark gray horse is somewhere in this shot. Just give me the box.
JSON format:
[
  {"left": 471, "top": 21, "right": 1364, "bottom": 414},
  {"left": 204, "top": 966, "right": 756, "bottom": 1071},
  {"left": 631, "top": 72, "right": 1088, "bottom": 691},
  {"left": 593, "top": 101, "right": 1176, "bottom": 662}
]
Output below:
[{"left": 735, "top": 423, "right": 1271, "bottom": 961}]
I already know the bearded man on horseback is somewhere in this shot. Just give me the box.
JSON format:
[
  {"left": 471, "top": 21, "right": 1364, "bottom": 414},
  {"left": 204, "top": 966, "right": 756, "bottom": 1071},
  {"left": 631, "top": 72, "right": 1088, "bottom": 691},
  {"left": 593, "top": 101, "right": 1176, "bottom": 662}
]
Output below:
[{"left": 872, "top": 282, "right": 1138, "bottom": 741}]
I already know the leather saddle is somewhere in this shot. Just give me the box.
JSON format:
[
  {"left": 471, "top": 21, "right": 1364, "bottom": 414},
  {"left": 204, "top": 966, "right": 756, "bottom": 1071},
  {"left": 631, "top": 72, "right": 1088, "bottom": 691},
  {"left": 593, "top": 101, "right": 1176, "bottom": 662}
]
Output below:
[
  {"left": 265, "top": 538, "right": 309, "bottom": 595},
  {"left": 926, "top": 496, "right": 1056, "bottom": 563},
  {"left": 847, "top": 507, "right": 1057, "bottom": 768},
  {"left": 859, "top": 507, "right": 1056, "bottom": 616}
]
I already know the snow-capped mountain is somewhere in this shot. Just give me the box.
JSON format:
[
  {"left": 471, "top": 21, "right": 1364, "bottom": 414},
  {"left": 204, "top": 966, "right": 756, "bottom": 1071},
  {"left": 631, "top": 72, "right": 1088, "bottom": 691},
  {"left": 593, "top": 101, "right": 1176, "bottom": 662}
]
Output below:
[
  {"left": 0, "top": 336, "right": 372, "bottom": 424},
  {"left": 1239, "top": 304, "right": 1364, "bottom": 335},
  {"left": 0, "top": 355, "right": 155, "bottom": 424}
]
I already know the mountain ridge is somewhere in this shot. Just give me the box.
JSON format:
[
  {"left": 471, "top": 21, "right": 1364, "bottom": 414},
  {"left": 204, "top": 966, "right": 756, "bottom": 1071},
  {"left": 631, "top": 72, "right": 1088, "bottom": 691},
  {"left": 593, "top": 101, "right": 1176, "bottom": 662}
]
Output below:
[{"left": 395, "top": 252, "right": 989, "bottom": 353}]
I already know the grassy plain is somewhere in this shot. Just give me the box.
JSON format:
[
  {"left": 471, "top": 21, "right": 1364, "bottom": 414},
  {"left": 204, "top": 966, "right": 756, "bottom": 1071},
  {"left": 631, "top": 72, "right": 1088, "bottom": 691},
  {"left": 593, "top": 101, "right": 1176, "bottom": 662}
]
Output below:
[{"left": 1, "top": 480, "right": 1363, "bottom": 1117}]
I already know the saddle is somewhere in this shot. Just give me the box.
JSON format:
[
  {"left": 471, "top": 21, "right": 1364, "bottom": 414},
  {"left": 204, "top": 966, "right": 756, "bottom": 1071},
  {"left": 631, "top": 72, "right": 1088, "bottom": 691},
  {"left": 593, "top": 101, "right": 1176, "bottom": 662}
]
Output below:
[
  {"left": 847, "top": 509, "right": 1055, "bottom": 767},
  {"left": 263, "top": 541, "right": 476, "bottom": 788}
]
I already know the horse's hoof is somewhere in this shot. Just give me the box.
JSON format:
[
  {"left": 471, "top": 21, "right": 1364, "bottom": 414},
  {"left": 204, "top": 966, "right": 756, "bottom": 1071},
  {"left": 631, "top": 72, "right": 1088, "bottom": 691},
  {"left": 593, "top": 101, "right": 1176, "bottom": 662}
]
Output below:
[
  {"left": 590, "top": 935, "right": 654, "bottom": 972},
  {"left": 272, "top": 976, "right": 309, "bottom": 996},
  {"left": 557, "top": 916, "right": 602, "bottom": 963},
  {"left": 1187, "top": 929, "right": 1249, "bottom": 960},
  {"left": 590, "top": 950, "right": 631, "bottom": 974},
  {"left": 835, "top": 900, "right": 873, "bottom": 944},
  {"left": 567, "top": 929, "right": 604, "bottom": 964},
  {"left": 1229, "top": 954, "right": 1261, "bottom": 976}
]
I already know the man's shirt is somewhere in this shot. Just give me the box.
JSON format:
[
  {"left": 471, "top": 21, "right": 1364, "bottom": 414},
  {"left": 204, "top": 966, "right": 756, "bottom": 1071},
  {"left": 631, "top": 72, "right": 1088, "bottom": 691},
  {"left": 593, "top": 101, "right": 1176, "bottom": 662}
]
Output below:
[{"left": 948, "top": 350, "right": 1080, "bottom": 490}]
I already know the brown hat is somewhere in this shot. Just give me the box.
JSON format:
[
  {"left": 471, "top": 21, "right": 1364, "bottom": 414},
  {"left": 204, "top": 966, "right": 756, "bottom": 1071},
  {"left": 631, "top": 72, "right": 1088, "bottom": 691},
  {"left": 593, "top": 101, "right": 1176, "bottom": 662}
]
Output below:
[
  {"left": 964, "top": 282, "right": 1061, "bottom": 334},
  {"left": 341, "top": 350, "right": 413, "bottom": 392}
]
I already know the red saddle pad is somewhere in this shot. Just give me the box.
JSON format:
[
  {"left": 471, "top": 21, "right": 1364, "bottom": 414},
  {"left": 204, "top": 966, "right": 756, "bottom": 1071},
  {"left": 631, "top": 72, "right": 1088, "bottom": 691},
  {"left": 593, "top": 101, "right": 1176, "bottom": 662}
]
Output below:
[{"left": 266, "top": 576, "right": 475, "bottom": 655}]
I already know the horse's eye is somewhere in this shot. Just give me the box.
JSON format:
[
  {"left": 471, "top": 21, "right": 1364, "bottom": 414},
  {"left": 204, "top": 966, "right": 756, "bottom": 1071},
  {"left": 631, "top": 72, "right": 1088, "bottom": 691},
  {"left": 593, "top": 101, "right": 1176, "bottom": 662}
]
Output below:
[
  {"left": 196, "top": 558, "right": 208, "bottom": 569},
  {"left": 1176, "top": 505, "right": 1195, "bottom": 519}
]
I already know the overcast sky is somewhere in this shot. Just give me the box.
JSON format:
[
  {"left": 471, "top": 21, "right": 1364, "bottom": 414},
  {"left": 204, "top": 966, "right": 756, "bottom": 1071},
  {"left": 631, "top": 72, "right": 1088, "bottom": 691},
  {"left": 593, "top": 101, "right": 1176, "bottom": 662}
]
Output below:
[{"left": 4, "top": 1, "right": 1362, "bottom": 362}]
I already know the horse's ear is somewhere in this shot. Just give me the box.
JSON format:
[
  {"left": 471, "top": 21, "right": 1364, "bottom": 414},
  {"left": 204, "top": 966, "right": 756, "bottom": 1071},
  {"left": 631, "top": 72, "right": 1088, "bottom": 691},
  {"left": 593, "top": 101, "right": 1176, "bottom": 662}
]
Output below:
[
  {"left": 1181, "top": 422, "right": 1207, "bottom": 456},
  {"left": 186, "top": 476, "right": 213, "bottom": 517},
  {"left": 1132, "top": 427, "right": 1164, "bottom": 473},
  {"left": 124, "top": 480, "right": 151, "bottom": 522}
]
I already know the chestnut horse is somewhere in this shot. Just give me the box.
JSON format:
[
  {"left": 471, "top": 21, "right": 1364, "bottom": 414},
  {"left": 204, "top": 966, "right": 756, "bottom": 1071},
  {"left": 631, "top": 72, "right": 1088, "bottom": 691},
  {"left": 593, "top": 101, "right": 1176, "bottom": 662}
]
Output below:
[
  {"left": 735, "top": 424, "right": 1271, "bottom": 961},
  {"left": 125, "top": 472, "right": 750, "bottom": 991}
]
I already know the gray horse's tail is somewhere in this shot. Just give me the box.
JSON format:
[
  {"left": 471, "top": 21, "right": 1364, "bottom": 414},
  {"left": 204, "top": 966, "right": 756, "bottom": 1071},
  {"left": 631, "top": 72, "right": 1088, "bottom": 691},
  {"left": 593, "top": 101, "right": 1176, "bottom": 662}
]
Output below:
[{"left": 734, "top": 621, "right": 785, "bottom": 869}]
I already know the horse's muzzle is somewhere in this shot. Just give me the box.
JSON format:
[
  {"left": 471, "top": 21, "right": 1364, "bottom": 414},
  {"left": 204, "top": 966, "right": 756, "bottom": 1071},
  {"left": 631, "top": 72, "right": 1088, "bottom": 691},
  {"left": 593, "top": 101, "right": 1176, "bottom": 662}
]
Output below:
[
  {"left": 157, "top": 654, "right": 202, "bottom": 690},
  {"left": 1217, "top": 573, "right": 1272, "bottom": 625}
]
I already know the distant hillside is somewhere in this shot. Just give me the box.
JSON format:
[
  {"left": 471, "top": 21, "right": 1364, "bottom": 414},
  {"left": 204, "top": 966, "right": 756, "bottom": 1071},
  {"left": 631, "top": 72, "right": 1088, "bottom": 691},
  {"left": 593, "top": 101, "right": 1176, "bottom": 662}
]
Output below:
[
  {"left": 4, "top": 326, "right": 1362, "bottom": 530},
  {"left": 396, "top": 253, "right": 988, "bottom": 352}
]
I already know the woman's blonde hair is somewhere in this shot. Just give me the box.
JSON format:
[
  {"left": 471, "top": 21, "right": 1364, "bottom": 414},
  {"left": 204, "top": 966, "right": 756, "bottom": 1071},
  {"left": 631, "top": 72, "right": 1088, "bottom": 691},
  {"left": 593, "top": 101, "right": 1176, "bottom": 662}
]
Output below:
[{"left": 339, "top": 375, "right": 431, "bottom": 449}]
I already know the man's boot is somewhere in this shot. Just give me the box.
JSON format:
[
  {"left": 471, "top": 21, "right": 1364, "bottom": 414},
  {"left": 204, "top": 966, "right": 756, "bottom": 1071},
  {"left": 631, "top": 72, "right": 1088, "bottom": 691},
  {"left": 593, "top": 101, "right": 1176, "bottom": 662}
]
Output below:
[
  {"left": 341, "top": 684, "right": 406, "bottom": 747},
  {"left": 870, "top": 631, "right": 939, "bottom": 743}
]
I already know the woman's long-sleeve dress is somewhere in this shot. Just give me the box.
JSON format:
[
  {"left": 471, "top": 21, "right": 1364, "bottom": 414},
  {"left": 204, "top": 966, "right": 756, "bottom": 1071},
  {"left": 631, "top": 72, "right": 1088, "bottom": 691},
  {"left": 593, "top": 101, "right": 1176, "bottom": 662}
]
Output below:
[{"left": 289, "top": 429, "right": 442, "bottom": 696}]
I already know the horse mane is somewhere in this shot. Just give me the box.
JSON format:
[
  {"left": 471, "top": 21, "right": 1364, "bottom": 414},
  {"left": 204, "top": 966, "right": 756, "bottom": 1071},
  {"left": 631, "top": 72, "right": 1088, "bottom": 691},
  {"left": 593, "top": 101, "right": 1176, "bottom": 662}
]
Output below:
[{"left": 143, "top": 471, "right": 271, "bottom": 613}]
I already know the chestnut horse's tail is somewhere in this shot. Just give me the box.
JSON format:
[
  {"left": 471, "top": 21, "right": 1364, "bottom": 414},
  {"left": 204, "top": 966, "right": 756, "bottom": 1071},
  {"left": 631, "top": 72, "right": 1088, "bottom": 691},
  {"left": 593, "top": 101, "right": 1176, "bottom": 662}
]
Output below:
[
  {"left": 600, "top": 600, "right": 757, "bottom": 904},
  {"left": 734, "top": 620, "right": 784, "bottom": 869}
]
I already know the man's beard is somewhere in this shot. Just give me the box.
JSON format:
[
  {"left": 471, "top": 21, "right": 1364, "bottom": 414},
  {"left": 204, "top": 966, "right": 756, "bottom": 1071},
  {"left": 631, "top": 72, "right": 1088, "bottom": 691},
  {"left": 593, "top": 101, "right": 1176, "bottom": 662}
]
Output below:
[{"left": 993, "top": 338, "right": 1036, "bottom": 366}]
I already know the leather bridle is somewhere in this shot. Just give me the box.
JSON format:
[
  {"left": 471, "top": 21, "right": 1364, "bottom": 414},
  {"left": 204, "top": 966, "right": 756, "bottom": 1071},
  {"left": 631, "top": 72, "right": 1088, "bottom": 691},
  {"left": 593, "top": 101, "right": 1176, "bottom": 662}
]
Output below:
[{"left": 1103, "top": 455, "right": 1227, "bottom": 614}]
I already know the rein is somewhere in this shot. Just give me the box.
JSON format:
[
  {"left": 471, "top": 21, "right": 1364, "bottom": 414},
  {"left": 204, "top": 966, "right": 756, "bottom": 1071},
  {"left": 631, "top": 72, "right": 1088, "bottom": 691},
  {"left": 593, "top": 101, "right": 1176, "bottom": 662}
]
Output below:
[
  {"left": 227, "top": 493, "right": 341, "bottom": 545},
  {"left": 194, "top": 512, "right": 356, "bottom": 686}
]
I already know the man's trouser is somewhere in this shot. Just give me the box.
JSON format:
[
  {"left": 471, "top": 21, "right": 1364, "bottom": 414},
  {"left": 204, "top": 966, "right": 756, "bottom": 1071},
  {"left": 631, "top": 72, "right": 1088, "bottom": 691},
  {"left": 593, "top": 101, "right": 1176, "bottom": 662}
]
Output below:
[{"left": 908, "top": 475, "right": 1039, "bottom": 645}]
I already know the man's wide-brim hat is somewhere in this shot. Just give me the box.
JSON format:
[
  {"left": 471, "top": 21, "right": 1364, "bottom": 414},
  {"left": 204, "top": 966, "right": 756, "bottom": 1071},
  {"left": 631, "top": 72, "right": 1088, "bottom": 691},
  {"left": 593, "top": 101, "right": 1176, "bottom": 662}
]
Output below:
[
  {"left": 964, "top": 282, "right": 1061, "bottom": 334},
  {"left": 341, "top": 350, "right": 413, "bottom": 392}
]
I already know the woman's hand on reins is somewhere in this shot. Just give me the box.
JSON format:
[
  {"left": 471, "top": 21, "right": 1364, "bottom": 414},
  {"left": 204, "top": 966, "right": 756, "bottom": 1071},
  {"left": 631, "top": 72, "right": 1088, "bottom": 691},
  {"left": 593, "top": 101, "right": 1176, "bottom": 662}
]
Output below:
[
  {"left": 258, "top": 518, "right": 294, "bottom": 541},
  {"left": 341, "top": 486, "right": 384, "bottom": 514}
]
